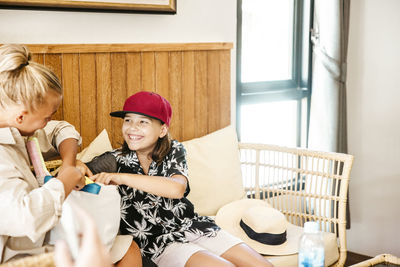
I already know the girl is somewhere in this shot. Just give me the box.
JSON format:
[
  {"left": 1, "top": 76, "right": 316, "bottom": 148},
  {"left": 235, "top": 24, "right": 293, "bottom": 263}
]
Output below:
[
  {"left": 0, "top": 44, "right": 141, "bottom": 266},
  {"left": 90, "top": 91, "right": 274, "bottom": 267}
]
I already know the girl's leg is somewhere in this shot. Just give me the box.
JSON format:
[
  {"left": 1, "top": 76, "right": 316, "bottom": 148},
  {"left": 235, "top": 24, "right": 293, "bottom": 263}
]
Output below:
[
  {"left": 221, "top": 243, "right": 274, "bottom": 267},
  {"left": 185, "top": 250, "right": 234, "bottom": 267},
  {"left": 115, "top": 240, "right": 142, "bottom": 267}
]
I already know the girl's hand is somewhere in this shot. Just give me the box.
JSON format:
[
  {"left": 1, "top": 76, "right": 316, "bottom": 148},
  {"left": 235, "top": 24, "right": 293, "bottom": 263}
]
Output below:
[{"left": 91, "top": 172, "right": 122, "bottom": 185}]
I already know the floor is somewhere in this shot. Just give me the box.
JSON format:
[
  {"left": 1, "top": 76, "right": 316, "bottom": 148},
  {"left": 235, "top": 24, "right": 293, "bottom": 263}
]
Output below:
[
  {"left": 345, "top": 252, "right": 399, "bottom": 267},
  {"left": 345, "top": 251, "right": 371, "bottom": 266}
]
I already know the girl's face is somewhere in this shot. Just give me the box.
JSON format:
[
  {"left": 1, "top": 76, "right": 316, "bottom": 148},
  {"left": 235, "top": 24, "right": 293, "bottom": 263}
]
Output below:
[
  {"left": 17, "top": 90, "right": 62, "bottom": 136},
  {"left": 122, "top": 113, "right": 168, "bottom": 156}
]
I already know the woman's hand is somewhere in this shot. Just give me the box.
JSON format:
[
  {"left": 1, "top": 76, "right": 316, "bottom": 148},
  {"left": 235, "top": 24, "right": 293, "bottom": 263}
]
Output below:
[
  {"left": 76, "top": 160, "right": 93, "bottom": 177},
  {"left": 58, "top": 164, "right": 85, "bottom": 191},
  {"left": 57, "top": 166, "right": 85, "bottom": 196},
  {"left": 91, "top": 172, "right": 122, "bottom": 185}
]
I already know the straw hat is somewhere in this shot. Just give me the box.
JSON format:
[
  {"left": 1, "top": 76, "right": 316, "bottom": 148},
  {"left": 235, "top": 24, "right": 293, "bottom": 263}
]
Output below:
[{"left": 215, "top": 198, "right": 303, "bottom": 255}]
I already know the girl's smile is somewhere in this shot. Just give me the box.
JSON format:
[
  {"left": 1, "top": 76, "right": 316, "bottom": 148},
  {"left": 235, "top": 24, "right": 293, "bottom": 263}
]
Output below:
[{"left": 127, "top": 134, "right": 144, "bottom": 141}]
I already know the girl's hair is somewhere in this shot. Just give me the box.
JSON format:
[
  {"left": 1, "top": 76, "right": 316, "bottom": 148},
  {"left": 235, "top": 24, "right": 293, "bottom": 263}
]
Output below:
[
  {"left": 0, "top": 44, "right": 62, "bottom": 111},
  {"left": 121, "top": 131, "right": 172, "bottom": 164}
]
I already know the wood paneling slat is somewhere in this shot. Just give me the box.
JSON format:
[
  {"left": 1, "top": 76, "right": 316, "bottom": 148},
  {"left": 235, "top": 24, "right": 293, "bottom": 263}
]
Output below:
[
  {"left": 43, "top": 54, "right": 63, "bottom": 121},
  {"left": 155, "top": 52, "right": 169, "bottom": 98},
  {"left": 182, "top": 51, "right": 195, "bottom": 141},
  {"left": 62, "top": 54, "right": 81, "bottom": 134},
  {"left": 194, "top": 51, "right": 208, "bottom": 138},
  {"left": 111, "top": 53, "right": 127, "bottom": 148},
  {"left": 27, "top": 43, "right": 233, "bottom": 54},
  {"left": 126, "top": 53, "right": 142, "bottom": 97},
  {"left": 207, "top": 51, "right": 220, "bottom": 133},
  {"left": 79, "top": 53, "right": 97, "bottom": 148},
  {"left": 142, "top": 52, "right": 155, "bottom": 91},
  {"left": 95, "top": 53, "right": 112, "bottom": 136},
  {"left": 31, "top": 54, "right": 43, "bottom": 64},
  {"left": 220, "top": 50, "right": 231, "bottom": 127},
  {"left": 169, "top": 52, "right": 182, "bottom": 141}
]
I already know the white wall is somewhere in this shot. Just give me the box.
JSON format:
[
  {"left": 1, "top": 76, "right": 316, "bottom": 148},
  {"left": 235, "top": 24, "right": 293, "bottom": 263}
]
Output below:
[
  {"left": 0, "top": 0, "right": 237, "bottom": 123},
  {"left": 347, "top": 0, "right": 400, "bottom": 256}
]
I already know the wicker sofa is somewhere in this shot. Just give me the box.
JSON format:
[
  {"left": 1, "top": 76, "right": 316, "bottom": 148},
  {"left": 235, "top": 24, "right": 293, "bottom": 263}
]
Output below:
[
  {"left": 182, "top": 126, "right": 354, "bottom": 267},
  {"left": 3, "top": 126, "right": 354, "bottom": 267}
]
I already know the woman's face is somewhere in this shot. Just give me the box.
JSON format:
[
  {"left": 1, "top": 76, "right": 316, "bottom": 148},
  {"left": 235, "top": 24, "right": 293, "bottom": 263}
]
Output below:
[
  {"left": 17, "top": 90, "right": 62, "bottom": 136},
  {"left": 122, "top": 113, "right": 168, "bottom": 155}
]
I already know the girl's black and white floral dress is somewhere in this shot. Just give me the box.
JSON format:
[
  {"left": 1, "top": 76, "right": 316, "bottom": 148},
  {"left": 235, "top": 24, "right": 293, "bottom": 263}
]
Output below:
[{"left": 87, "top": 140, "right": 220, "bottom": 260}]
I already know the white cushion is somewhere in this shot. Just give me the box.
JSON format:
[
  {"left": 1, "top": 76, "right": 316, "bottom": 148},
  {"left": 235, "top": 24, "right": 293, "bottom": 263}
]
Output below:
[
  {"left": 182, "top": 125, "right": 246, "bottom": 216},
  {"left": 77, "top": 129, "right": 112, "bottom": 163}
]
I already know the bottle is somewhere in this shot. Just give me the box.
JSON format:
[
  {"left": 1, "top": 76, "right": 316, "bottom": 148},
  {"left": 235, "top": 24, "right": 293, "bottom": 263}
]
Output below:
[{"left": 298, "top": 221, "right": 325, "bottom": 267}]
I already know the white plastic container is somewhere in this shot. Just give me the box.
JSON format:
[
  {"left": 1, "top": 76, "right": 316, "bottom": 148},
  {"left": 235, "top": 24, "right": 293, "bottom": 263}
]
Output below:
[{"left": 298, "top": 221, "right": 325, "bottom": 267}]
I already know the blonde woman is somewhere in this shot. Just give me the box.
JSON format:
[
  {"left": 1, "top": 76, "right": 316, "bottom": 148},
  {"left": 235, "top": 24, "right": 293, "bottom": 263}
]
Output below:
[{"left": 0, "top": 44, "right": 141, "bottom": 266}]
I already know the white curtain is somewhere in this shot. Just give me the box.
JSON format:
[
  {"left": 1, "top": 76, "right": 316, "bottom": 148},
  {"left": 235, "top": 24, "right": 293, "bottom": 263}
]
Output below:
[
  {"left": 308, "top": 0, "right": 351, "bottom": 228},
  {"left": 308, "top": 0, "right": 350, "bottom": 154}
]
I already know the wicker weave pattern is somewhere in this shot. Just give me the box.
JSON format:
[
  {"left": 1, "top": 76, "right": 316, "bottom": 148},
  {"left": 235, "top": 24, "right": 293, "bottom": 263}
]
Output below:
[
  {"left": 44, "top": 160, "right": 62, "bottom": 176},
  {"left": 239, "top": 143, "right": 354, "bottom": 267},
  {"left": 1, "top": 253, "right": 55, "bottom": 267}
]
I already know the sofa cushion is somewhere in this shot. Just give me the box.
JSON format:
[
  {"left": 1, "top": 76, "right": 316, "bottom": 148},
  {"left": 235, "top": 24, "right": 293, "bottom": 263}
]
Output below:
[
  {"left": 77, "top": 129, "right": 112, "bottom": 162},
  {"left": 182, "top": 125, "right": 246, "bottom": 216}
]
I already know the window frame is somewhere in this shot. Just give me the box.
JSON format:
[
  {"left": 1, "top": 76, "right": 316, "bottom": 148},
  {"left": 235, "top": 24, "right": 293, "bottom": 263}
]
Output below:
[{"left": 236, "top": 0, "right": 314, "bottom": 146}]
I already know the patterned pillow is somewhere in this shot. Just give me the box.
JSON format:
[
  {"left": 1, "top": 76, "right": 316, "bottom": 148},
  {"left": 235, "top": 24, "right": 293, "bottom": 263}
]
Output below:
[{"left": 183, "top": 125, "right": 246, "bottom": 216}]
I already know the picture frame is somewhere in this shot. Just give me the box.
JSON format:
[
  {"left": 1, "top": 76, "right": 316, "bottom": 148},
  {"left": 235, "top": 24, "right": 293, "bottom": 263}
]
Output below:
[{"left": 0, "top": 0, "right": 177, "bottom": 13}]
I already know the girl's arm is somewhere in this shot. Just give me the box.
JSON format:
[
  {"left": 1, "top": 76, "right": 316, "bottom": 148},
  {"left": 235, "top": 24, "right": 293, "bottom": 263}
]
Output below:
[{"left": 92, "top": 172, "right": 187, "bottom": 199}]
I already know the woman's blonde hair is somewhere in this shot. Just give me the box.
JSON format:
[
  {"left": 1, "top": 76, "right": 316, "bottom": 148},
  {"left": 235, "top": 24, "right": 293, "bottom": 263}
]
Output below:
[{"left": 0, "top": 44, "right": 62, "bottom": 111}]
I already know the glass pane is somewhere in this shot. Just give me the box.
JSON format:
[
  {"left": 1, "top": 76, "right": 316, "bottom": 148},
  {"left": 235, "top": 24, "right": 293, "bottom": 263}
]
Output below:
[
  {"left": 241, "top": 0, "right": 294, "bottom": 83},
  {"left": 240, "top": 100, "right": 297, "bottom": 146}
]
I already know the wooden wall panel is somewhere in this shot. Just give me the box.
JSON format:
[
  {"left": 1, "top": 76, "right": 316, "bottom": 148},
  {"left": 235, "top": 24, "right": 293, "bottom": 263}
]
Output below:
[
  {"left": 207, "top": 51, "right": 220, "bottom": 133},
  {"left": 79, "top": 53, "right": 97, "bottom": 149},
  {"left": 220, "top": 50, "right": 231, "bottom": 127},
  {"left": 182, "top": 51, "right": 196, "bottom": 141},
  {"left": 62, "top": 54, "right": 81, "bottom": 134},
  {"left": 43, "top": 54, "right": 63, "bottom": 121},
  {"left": 126, "top": 53, "right": 142, "bottom": 96},
  {"left": 142, "top": 52, "right": 155, "bottom": 91},
  {"left": 28, "top": 43, "right": 232, "bottom": 149},
  {"left": 96, "top": 53, "right": 112, "bottom": 136},
  {"left": 194, "top": 51, "right": 208, "bottom": 138},
  {"left": 169, "top": 52, "right": 182, "bottom": 141},
  {"left": 110, "top": 53, "right": 127, "bottom": 148}
]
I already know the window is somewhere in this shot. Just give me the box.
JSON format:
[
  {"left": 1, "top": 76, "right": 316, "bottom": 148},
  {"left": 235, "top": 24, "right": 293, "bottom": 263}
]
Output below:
[{"left": 237, "top": 0, "right": 313, "bottom": 147}]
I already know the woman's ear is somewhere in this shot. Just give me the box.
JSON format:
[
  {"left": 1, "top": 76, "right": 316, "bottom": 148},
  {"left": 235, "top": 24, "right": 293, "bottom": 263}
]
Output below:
[
  {"left": 15, "top": 110, "right": 28, "bottom": 124},
  {"left": 159, "top": 124, "right": 169, "bottom": 138}
]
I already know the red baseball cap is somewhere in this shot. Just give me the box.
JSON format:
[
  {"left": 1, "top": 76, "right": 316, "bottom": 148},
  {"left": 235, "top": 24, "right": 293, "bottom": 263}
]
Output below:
[{"left": 110, "top": 91, "right": 172, "bottom": 126}]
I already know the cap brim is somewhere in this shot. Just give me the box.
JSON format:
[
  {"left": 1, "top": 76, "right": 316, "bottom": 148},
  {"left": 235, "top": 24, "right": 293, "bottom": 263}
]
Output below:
[
  {"left": 215, "top": 199, "right": 303, "bottom": 256},
  {"left": 109, "top": 111, "right": 127, "bottom": 118}
]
